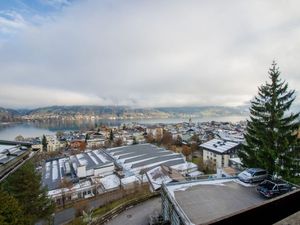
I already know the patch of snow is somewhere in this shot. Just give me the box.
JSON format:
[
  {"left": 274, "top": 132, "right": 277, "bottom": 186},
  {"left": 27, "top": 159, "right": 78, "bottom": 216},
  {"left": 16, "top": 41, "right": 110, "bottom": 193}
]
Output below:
[
  {"left": 167, "top": 179, "right": 234, "bottom": 197},
  {"left": 45, "top": 161, "right": 51, "bottom": 179},
  {"left": 121, "top": 176, "right": 139, "bottom": 185},
  {"left": 52, "top": 160, "right": 58, "bottom": 181},
  {"left": 100, "top": 174, "right": 120, "bottom": 190}
]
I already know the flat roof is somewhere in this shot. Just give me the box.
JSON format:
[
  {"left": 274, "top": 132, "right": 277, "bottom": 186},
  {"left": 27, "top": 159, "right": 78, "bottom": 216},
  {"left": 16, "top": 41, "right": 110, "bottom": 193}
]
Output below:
[
  {"left": 106, "top": 144, "right": 190, "bottom": 174},
  {"left": 69, "top": 149, "right": 111, "bottom": 170},
  {"left": 200, "top": 138, "right": 239, "bottom": 154},
  {"left": 0, "top": 144, "right": 28, "bottom": 165},
  {"left": 165, "top": 179, "right": 266, "bottom": 225},
  {"left": 43, "top": 150, "right": 113, "bottom": 190}
]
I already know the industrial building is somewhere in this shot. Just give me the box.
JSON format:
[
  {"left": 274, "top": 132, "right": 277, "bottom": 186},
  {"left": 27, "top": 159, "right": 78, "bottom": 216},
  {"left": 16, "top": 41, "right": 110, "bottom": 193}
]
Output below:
[
  {"left": 106, "top": 144, "right": 198, "bottom": 177},
  {"left": 42, "top": 144, "right": 199, "bottom": 205}
]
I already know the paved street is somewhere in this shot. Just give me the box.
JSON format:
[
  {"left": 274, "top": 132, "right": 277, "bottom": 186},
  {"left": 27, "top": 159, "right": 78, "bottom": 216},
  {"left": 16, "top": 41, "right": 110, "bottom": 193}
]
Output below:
[
  {"left": 54, "top": 190, "right": 126, "bottom": 225},
  {"left": 105, "top": 197, "right": 161, "bottom": 225}
]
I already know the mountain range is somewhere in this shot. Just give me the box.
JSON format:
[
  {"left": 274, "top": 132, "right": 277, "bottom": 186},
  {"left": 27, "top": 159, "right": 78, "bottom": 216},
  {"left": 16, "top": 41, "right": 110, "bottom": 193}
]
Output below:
[{"left": 0, "top": 105, "right": 251, "bottom": 122}]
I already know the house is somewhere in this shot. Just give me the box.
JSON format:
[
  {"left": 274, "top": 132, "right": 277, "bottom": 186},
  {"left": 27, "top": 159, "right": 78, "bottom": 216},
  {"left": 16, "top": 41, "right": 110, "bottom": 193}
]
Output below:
[
  {"left": 46, "top": 135, "right": 60, "bottom": 152},
  {"left": 69, "top": 140, "right": 86, "bottom": 151},
  {"left": 146, "top": 126, "right": 163, "bottom": 138},
  {"left": 200, "top": 138, "right": 240, "bottom": 169}
]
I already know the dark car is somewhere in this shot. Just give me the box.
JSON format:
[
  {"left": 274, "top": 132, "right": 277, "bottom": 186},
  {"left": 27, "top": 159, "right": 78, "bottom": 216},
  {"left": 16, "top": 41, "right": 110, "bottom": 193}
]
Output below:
[{"left": 256, "top": 179, "right": 292, "bottom": 198}]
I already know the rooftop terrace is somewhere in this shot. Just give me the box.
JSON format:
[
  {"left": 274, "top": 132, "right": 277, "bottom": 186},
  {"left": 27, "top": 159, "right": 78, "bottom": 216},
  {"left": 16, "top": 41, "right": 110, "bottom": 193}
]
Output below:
[{"left": 163, "top": 179, "right": 266, "bottom": 225}]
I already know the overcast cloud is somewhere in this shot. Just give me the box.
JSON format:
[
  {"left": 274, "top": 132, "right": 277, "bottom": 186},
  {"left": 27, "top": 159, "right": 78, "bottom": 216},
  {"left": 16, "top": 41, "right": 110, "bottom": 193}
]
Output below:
[{"left": 0, "top": 0, "right": 300, "bottom": 108}]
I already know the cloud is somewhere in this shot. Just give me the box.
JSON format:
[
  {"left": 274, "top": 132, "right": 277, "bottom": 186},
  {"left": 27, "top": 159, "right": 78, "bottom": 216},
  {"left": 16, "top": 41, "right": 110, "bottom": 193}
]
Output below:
[
  {"left": 0, "top": 10, "right": 27, "bottom": 34},
  {"left": 0, "top": 0, "right": 300, "bottom": 108}
]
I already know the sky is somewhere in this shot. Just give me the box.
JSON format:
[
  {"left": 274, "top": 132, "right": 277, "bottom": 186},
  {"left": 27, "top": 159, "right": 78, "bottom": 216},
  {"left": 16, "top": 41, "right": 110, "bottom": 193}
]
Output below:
[{"left": 0, "top": 0, "right": 300, "bottom": 109}]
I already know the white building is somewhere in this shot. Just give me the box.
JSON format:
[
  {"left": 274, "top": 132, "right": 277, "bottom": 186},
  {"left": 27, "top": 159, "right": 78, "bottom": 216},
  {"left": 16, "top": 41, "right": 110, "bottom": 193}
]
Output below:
[{"left": 200, "top": 138, "right": 240, "bottom": 169}]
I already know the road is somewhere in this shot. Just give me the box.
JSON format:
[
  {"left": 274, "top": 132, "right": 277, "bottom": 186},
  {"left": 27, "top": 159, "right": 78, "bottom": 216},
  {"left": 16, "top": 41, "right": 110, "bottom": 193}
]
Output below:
[
  {"left": 104, "top": 197, "right": 161, "bottom": 225},
  {"left": 54, "top": 190, "right": 128, "bottom": 225}
]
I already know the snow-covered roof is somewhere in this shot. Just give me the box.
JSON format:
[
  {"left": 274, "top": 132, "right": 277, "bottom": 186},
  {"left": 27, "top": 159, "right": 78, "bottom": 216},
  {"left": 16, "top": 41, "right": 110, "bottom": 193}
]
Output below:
[
  {"left": 100, "top": 174, "right": 120, "bottom": 190},
  {"left": 146, "top": 165, "right": 186, "bottom": 191},
  {"left": 106, "top": 144, "right": 188, "bottom": 175},
  {"left": 121, "top": 175, "right": 139, "bottom": 185},
  {"left": 200, "top": 138, "right": 239, "bottom": 154},
  {"left": 70, "top": 149, "right": 111, "bottom": 169},
  {"left": 187, "top": 171, "right": 204, "bottom": 177},
  {"left": 229, "top": 157, "right": 242, "bottom": 165}
]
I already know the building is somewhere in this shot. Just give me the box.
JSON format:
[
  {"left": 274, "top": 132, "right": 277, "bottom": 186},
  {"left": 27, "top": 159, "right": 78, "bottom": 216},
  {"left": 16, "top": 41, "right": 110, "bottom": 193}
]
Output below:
[
  {"left": 46, "top": 135, "right": 61, "bottom": 151},
  {"left": 42, "top": 149, "right": 115, "bottom": 204},
  {"left": 200, "top": 138, "right": 240, "bottom": 169},
  {"left": 69, "top": 139, "right": 86, "bottom": 151},
  {"left": 106, "top": 144, "right": 198, "bottom": 177},
  {"left": 0, "top": 141, "right": 32, "bottom": 181},
  {"left": 161, "top": 178, "right": 300, "bottom": 225},
  {"left": 146, "top": 165, "right": 185, "bottom": 191},
  {"left": 69, "top": 150, "right": 114, "bottom": 178}
]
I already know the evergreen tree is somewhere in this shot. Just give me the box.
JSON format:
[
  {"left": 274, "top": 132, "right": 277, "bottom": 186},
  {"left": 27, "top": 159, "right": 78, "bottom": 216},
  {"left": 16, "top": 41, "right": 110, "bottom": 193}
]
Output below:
[
  {"left": 42, "top": 134, "right": 48, "bottom": 151},
  {"left": 109, "top": 129, "right": 114, "bottom": 142},
  {"left": 2, "top": 161, "right": 55, "bottom": 223},
  {"left": 238, "top": 62, "right": 299, "bottom": 178},
  {"left": 132, "top": 136, "right": 138, "bottom": 145},
  {"left": 0, "top": 189, "right": 29, "bottom": 225}
]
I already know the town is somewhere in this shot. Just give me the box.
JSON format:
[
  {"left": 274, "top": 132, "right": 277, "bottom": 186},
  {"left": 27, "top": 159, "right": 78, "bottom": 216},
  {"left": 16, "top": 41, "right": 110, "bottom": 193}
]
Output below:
[
  {"left": 1, "top": 1, "right": 300, "bottom": 225},
  {"left": 1, "top": 118, "right": 299, "bottom": 224}
]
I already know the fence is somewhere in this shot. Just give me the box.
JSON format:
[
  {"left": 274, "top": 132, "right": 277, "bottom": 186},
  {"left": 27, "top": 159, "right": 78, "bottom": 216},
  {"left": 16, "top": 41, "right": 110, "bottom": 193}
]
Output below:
[{"left": 91, "top": 192, "right": 159, "bottom": 225}]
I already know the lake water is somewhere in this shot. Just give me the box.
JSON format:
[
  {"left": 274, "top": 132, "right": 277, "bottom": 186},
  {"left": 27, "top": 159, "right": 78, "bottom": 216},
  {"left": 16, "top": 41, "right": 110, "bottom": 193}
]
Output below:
[{"left": 0, "top": 116, "right": 247, "bottom": 141}]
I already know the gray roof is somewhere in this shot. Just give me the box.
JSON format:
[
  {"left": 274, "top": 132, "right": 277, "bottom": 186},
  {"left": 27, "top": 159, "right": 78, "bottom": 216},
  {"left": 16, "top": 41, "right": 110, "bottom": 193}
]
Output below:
[
  {"left": 165, "top": 180, "right": 265, "bottom": 225},
  {"left": 107, "top": 144, "right": 187, "bottom": 173},
  {"left": 107, "top": 144, "right": 164, "bottom": 157},
  {"left": 0, "top": 145, "right": 28, "bottom": 165},
  {"left": 43, "top": 150, "right": 113, "bottom": 190},
  {"left": 118, "top": 147, "right": 166, "bottom": 159},
  {"left": 43, "top": 158, "right": 69, "bottom": 190},
  {"left": 124, "top": 151, "right": 172, "bottom": 164},
  {"left": 131, "top": 154, "right": 183, "bottom": 169},
  {"left": 70, "top": 150, "right": 112, "bottom": 170},
  {"left": 144, "top": 159, "right": 186, "bottom": 172}
]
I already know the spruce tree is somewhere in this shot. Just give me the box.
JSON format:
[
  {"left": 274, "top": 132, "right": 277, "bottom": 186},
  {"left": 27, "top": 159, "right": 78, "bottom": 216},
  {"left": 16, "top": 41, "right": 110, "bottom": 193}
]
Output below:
[
  {"left": 238, "top": 62, "right": 299, "bottom": 178},
  {"left": 42, "top": 134, "right": 48, "bottom": 151},
  {"left": 2, "top": 161, "right": 55, "bottom": 223},
  {"left": 0, "top": 189, "right": 29, "bottom": 225}
]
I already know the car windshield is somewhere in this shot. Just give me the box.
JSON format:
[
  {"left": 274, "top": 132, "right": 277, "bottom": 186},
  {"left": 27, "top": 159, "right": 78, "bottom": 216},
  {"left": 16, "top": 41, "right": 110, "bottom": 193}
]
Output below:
[
  {"left": 260, "top": 181, "right": 275, "bottom": 189},
  {"left": 246, "top": 169, "right": 256, "bottom": 175}
]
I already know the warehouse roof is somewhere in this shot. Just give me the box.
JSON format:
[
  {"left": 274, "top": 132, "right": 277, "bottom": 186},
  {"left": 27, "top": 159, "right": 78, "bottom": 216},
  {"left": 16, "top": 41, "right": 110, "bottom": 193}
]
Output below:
[{"left": 107, "top": 144, "right": 196, "bottom": 175}]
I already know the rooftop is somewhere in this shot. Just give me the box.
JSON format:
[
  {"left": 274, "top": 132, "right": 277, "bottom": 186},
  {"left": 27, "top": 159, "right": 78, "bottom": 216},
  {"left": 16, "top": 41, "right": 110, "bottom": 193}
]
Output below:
[
  {"left": 164, "top": 179, "right": 266, "bottom": 225},
  {"left": 106, "top": 144, "right": 192, "bottom": 175},
  {"left": 43, "top": 149, "right": 113, "bottom": 190},
  {"left": 200, "top": 138, "right": 240, "bottom": 154},
  {"left": 0, "top": 144, "right": 29, "bottom": 165}
]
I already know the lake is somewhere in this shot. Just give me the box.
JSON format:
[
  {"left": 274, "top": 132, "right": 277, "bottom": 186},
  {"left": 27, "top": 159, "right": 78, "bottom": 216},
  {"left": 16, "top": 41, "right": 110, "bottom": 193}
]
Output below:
[{"left": 0, "top": 116, "right": 247, "bottom": 141}]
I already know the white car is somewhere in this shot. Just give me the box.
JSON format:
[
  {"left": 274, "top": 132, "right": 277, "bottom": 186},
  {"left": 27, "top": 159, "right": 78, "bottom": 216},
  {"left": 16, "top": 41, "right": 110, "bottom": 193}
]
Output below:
[{"left": 238, "top": 168, "right": 268, "bottom": 183}]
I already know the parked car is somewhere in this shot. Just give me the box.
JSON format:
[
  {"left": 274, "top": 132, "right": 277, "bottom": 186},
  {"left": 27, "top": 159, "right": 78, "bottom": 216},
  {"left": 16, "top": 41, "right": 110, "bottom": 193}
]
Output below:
[
  {"left": 238, "top": 168, "right": 268, "bottom": 183},
  {"left": 256, "top": 179, "right": 293, "bottom": 198}
]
